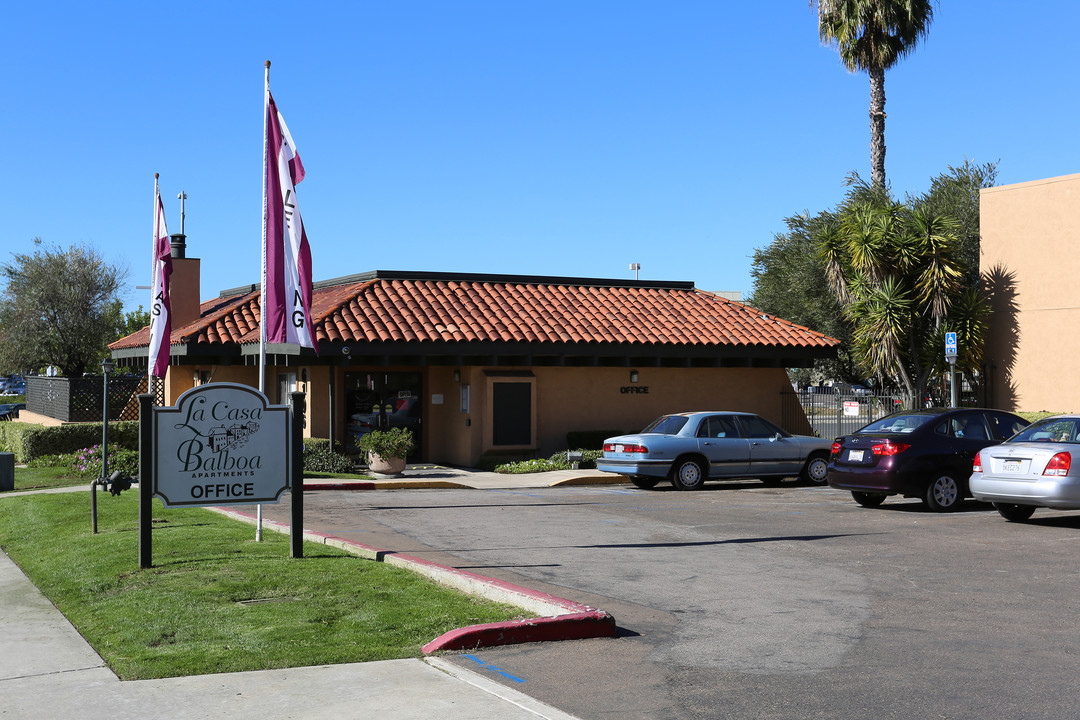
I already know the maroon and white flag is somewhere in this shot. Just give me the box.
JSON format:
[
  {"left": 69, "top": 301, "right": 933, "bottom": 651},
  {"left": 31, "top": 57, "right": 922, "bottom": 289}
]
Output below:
[
  {"left": 264, "top": 92, "right": 316, "bottom": 351},
  {"left": 149, "top": 186, "right": 173, "bottom": 378}
]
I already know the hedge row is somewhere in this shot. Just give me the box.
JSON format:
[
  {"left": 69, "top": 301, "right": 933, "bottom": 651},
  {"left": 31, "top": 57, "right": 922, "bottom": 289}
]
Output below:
[{"left": 0, "top": 422, "right": 139, "bottom": 463}]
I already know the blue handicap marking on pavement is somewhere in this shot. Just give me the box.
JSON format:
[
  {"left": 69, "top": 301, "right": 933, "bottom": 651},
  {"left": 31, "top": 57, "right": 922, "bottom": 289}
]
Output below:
[{"left": 463, "top": 654, "right": 526, "bottom": 683}]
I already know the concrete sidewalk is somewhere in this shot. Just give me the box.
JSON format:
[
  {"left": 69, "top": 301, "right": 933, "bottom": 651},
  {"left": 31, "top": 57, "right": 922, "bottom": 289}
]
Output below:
[{"left": 0, "top": 468, "right": 626, "bottom": 719}]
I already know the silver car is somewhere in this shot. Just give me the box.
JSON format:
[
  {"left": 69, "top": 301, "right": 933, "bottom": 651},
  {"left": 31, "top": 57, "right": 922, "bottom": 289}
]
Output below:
[
  {"left": 597, "top": 411, "right": 833, "bottom": 490},
  {"left": 969, "top": 415, "right": 1080, "bottom": 522}
]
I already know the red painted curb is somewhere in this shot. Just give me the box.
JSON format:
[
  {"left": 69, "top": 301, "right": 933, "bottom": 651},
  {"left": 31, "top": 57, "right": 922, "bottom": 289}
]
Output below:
[
  {"left": 422, "top": 611, "right": 617, "bottom": 654},
  {"left": 210, "top": 506, "right": 618, "bottom": 653}
]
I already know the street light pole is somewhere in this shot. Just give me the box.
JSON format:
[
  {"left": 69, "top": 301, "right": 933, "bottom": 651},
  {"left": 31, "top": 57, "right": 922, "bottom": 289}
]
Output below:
[{"left": 92, "top": 357, "right": 115, "bottom": 534}]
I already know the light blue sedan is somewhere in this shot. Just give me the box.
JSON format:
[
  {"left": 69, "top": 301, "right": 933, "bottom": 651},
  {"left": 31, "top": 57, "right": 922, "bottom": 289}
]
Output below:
[{"left": 597, "top": 411, "right": 833, "bottom": 490}]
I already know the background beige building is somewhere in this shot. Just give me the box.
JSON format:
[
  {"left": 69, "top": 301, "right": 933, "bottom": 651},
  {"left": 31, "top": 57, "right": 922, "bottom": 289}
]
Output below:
[{"left": 981, "top": 172, "right": 1080, "bottom": 413}]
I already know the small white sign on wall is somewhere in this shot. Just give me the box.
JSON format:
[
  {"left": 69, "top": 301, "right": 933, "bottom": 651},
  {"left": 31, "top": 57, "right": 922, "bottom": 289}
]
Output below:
[{"left": 431, "top": 394, "right": 444, "bottom": 405}]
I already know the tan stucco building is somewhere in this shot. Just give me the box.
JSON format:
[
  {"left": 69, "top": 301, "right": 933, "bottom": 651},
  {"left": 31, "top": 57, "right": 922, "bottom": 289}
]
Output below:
[
  {"left": 981, "top": 172, "right": 1080, "bottom": 413},
  {"left": 105, "top": 253, "right": 838, "bottom": 466}
]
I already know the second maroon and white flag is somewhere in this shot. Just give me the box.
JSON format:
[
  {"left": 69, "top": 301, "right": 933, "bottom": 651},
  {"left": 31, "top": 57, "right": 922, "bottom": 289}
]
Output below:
[{"left": 263, "top": 91, "right": 316, "bottom": 352}]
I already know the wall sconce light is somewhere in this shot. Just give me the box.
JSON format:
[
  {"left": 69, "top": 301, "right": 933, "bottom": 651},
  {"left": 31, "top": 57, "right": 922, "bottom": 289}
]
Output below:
[
  {"left": 630, "top": 370, "right": 639, "bottom": 383},
  {"left": 453, "top": 370, "right": 461, "bottom": 383}
]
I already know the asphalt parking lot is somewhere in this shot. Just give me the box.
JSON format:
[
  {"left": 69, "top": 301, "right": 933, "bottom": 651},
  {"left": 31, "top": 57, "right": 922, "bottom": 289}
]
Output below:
[{"left": 263, "top": 480, "right": 1080, "bottom": 719}]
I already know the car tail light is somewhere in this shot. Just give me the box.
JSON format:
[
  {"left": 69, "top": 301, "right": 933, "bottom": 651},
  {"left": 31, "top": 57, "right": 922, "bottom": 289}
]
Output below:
[
  {"left": 871, "top": 441, "right": 910, "bottom": 456},
  {"left": 603, "top": 442, "right": 648, "bottom": 453},
  {"left": 972, "top": 452, "right": 983, "bottom": 473},
  {"left": 1044, "top": 452, "right": 1072, "bottom": 476},
  {"left": 831, "top": 441, "right": 842, "bottom": 456}
]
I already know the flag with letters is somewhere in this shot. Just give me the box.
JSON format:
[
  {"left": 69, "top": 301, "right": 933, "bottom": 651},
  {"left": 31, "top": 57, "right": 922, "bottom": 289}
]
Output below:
[
  {"left": 264, "top": 92, "right": 316, "bottom": 351},
  {"left": 148, "top": 189, "right": 173, "bottom": 377}
]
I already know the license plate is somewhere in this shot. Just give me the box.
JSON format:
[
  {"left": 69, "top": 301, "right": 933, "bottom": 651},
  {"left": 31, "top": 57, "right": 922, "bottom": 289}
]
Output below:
[
  {"left": 1003, "top": 460, "right": 1021, "bottom": 473},
  {"left": 614, "top": 444, "right": 624, "bottom": 453},
  {"left": 847, "top": 450, "right": 864, "bottom": 462}
]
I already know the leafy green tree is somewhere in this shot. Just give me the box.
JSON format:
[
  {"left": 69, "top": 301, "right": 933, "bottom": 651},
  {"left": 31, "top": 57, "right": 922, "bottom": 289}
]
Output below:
[
  {"left": 817, "top": 177, "right": 989, "bottom": 407},
  {"left": 0, "top": 239, "right": 128, "bottom": 377},
  {"left": 815, "top": 0, "right": 935, "bottom": 188},
  {"left": 105, "top": 301, "right": 151, "bottom": 342},
  {"left": 99, "top": 301, "right": 152, "bottom": 372},
  {"left": 907, "top": 159, "right": 998, "bottom": 290},
  {"left": 749, "top": 213, "right": 858, "bottom": 386}
]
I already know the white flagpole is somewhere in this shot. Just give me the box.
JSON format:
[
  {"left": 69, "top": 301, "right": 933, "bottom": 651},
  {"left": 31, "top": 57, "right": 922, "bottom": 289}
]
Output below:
[
  {"left": 257, "top": 60, "right": 271, "bottom": 542},
  {"left": 260, "top": 60, "right": 270, "bottom": 395},
  {"left": 151, "top": 173, "right": 159, "bottom": 391}
]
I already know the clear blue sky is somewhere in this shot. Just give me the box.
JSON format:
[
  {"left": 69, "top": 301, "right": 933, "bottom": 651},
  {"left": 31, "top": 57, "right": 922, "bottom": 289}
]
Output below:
[{"left": 4, "top": 1, "right": 1077, "bottom": 312}]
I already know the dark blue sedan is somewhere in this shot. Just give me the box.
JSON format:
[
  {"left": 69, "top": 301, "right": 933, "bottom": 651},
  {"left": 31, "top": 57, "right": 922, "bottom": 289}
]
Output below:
[{"left": 828, "top": 408, "right": 1028, "bottom": 511}]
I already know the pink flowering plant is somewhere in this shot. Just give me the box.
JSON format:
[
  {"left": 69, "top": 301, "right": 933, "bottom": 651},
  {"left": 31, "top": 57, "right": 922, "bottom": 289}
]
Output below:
[{"left": 67, "top": 444, "right": 139, "bottom": 479}]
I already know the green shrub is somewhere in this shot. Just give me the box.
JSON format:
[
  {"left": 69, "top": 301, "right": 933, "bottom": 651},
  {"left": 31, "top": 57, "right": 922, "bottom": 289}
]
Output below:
[
  {"left": 0, "top": 421, "right": 138, "bottom": 463},
  {"left": 358, "top": 428, "right": 415, "bottom": 459},
  {"left": 495, "top": 449, "right": 603, "bottom": 474},
  {"left": 475, "top": 453, "right": 533, "bottom": 471},
  {"left": 303, "top": 438, "right": 354, "bottom": 474},
  {"left": 69, "top": 444, "right": 139, "bottom": 479},
  {"left": 26, "top": 444, "right": 138, "bottom": 479}
]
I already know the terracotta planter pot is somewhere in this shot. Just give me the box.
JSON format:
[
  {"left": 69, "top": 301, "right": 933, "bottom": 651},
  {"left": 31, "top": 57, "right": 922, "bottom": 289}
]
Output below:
[{"left": 367, "top": 452, "right": 406, "bottom": 475}]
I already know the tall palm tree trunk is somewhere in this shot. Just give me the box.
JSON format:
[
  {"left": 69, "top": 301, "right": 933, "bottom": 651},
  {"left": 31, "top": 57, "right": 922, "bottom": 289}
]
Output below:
[{"left": 870, "top": 66, "right": 887, "bottom": 189}]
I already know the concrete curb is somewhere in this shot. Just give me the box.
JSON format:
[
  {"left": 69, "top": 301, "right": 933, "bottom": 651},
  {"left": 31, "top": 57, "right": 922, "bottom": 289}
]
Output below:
[
  {"left": 303, "top": 480, "right": 472, "bottom": 490},
  {"left": 549, "top": 474, "right": 627, "bottom": 486},
  {"left": 209, "top": 507, "right": 617, "bottom": 654},
  {"left": 303, "top": 474, "right": 627, "bottom": 491}
]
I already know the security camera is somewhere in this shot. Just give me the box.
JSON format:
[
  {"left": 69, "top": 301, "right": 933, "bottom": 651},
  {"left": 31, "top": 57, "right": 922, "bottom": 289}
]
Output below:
[{"left": 342, "top": 347, "right": 350, "bottom": 355}]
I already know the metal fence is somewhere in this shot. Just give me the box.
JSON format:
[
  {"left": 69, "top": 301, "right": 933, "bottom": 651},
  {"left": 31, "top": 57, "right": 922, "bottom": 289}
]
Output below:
[
  {"left": 26, "top": 375, "right": 165, "bottom": 422},
  {"left": 781, "top": 391, "right": 902, "bottom": 440}
]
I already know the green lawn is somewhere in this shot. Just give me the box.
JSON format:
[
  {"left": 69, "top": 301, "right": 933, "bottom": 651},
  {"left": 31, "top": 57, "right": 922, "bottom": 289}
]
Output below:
[
  {"left": 0, "top": 490, "right": 523, "bottom": 680},
  {"left": 6, "top": 465, "right": 89, "bottom": 490},
  {"left": 5, "top": 466, "right": 374, "bottom": 492}
]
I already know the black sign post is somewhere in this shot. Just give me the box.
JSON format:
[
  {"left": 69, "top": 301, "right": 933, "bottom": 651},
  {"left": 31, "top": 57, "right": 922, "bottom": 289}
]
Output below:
[
  {"left": 290, "top": 390, "right": 305, "bottom": 559},
  {"left": 138, "top": 393, "right": 153, "bottom": 568}
]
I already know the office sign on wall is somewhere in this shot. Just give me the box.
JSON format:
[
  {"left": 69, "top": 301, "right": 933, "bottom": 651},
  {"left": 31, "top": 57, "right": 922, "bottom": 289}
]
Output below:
[{"left": 153, "top": 383, "right": 290, "bottom": 507}]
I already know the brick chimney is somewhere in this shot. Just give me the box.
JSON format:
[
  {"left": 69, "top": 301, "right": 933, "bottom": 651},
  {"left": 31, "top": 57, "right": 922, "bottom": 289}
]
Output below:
[{"left": 168, "top": 232, "right": 201, "bottom": 329}]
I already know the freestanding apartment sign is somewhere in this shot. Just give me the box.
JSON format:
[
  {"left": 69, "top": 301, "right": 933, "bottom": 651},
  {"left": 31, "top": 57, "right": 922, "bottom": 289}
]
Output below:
[
  {"left": 137, "top": 383, "right": 305, "bottom": 568},
  {"left": 154, "top": 383, "right": 290, "bottom": 507}
]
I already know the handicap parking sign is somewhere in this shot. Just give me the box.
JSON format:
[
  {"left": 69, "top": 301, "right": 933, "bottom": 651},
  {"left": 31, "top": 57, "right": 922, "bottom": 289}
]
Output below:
[{"left": 945, "top": 331, "right": 958, "bottom": 359}]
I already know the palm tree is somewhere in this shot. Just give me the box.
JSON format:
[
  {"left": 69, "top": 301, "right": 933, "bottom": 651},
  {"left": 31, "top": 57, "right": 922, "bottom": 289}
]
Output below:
[
  {"left": 815, "top": 0, "right": 935, "bottom": 189},
  {"left": 816, "top": 177, "right": 977, "bottom": 408}
]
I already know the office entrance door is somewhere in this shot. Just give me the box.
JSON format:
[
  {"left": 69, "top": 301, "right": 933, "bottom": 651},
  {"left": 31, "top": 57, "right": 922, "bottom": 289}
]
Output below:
[{"left": 343, "top": 372, "right": 422, "bottom": 457}]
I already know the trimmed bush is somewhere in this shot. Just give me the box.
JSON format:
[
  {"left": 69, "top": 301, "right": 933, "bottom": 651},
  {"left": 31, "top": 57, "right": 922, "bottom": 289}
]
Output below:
[
  {"left": 358, "top": 428, "right": 415, "bottom": 460},
  {"left": 69, "top": 444, "right": 140, "bottom": 479},
  {"left": 25, "top": 443, "right": 139, "bottom": 479},
  {"left": 303, "top": 438, "right": 355, "bottom": 474},
  {"left": 0, "top": 421, "right": 138, "bottom": 463},
  {"left": 495, "top": 449, "right": 603, "bottom": 474}
]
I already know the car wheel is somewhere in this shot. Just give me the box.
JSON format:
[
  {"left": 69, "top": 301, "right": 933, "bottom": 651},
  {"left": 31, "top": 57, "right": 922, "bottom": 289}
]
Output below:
[
  {"left": 994, "top": 503, "right": 1036, "bottom": 522},
  {"left": 671, "top": 458, "right": 705, "bottom": 490},
  {"left": 925, "top": 474, "right": 962, "bottom": 512},
  {"left": 852, "top": 491, "right": 886, "bottom": 508},
  {"left": 800, "top": 455, "right": 829, "bottom": 484},
  {"left": 630, "top": 477, "right": 661, "bottom": 489}
]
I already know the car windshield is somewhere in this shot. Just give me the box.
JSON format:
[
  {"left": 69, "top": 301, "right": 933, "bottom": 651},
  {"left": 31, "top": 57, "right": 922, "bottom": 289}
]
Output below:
[
  {"left": 1008, "top": 417, "right": 1080, "bottom": 444},
  {"left": 856, "top": 414, "right": 935, "bottom": 435},
  {"left": 640, "top": 415, "right": 690, "bottom": 435}
]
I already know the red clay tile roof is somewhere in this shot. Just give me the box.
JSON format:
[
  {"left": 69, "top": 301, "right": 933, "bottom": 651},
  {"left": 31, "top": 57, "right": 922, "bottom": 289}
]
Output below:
[{"left": 110, "top": 273, "right": 838, "bottom": 351}]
